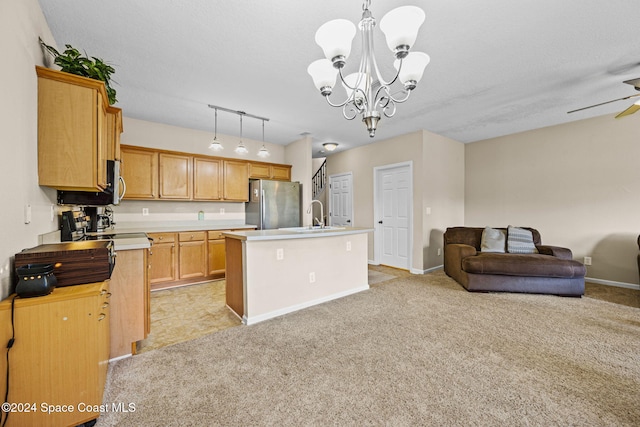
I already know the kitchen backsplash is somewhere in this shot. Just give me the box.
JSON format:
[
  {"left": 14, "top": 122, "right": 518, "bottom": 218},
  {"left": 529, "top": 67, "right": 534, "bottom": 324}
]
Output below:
[{"left": 110, "top": 200, "right": 245, "bottom": 223}]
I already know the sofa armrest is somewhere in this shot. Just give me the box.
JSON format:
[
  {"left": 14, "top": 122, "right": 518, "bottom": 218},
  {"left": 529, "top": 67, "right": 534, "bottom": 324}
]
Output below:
[
  {"left": 536, "top": 245, "right": 574, "bottom": 260},
  {"left": 444, "top": 243, "right": 477, "bottom": 278}
]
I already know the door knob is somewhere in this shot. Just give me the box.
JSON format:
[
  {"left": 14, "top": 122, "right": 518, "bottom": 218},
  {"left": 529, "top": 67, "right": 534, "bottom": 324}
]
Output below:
[{"left": 378, "top": 220, "right": 383, "bottom": 224}]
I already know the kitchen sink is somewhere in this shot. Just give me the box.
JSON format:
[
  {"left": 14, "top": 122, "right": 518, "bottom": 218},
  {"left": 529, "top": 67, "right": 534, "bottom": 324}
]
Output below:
[{"left": 279, "top": 226, "right": 346, "bottom": 232}]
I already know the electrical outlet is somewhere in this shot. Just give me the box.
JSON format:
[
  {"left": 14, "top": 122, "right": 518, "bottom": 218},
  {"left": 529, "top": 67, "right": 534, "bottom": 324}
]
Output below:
[
  {"left": 50, "top": 204, "right": 55, "bottom": 221},
  {"left": 437, "top": 248, "right": 441, "bottom": 256},
  {"left": 220, "top": 208, "right": 225, "bottom": 214},
  {"left": 309, "top": 272, "right": 316, "bottom": 283},
  {"left": 142, "top": 208, "right": 149, "bottom": 216},
  {"left": 583, "top": 256, "right": 592, "bottom": 266},
  {"left": 276, "top": 248, "right": 284, "bottom": 260},
  {"left": 24, "top": 204, "right": 31, "bottom": 224},
  {"left": 426, "top": 207, "right": 431, "bottom": 215},
  {"left": 346, "top": 241, "right": 352, "bottom": 251}
]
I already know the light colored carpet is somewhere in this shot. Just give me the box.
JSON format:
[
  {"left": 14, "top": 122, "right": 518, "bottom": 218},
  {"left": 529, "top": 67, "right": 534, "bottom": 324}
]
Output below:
[{"left": 98, "top": 271, "right": 640, "bottom": 426}]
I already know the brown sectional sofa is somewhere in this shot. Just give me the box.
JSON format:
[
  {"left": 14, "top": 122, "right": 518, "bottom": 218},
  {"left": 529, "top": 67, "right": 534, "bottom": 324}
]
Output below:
[{"left": 444, "top": 227, "right": 586, "bottom": 297}]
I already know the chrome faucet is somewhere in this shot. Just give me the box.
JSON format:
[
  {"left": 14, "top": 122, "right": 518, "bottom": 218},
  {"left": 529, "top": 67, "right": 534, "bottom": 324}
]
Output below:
[{"left": 307, "top": 200, "right": 324, "bottom": 228}]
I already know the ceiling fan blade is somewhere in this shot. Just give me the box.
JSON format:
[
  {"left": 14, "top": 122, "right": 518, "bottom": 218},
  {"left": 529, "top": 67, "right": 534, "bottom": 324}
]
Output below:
[
  {"left": 615, "top": 102, "right": 640, "bottom": 118},
  {"left": 567, "top": 93, "right": 640, "bottom": 114}
]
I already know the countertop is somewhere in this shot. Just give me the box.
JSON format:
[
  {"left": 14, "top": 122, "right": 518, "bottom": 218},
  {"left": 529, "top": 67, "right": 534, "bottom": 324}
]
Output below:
[{"left": 224, "top": 227, "right": 374, "bottom": 242}]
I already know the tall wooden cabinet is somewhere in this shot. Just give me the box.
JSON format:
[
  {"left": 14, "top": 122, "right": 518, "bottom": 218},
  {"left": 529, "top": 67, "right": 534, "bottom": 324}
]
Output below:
[
  {"left": 159, "top": 152, "right": 192, "bottom": 199},
  {"left": 0, "top": 281, "right": 110, "bottom": 427},
  {"left": 36, "top": 66, "right": 112, "bottom": 191},
  {"left": 193, "top": 157, "right": 222, "bottom": 200},
  {"left": 223, "top": 160, "right": 249, "bottom": 201}
]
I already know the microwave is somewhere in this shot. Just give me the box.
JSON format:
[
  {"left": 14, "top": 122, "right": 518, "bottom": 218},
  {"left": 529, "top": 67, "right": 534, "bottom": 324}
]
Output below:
[{"left": 57, "top": 160, "right": 126, "bottom": 206}]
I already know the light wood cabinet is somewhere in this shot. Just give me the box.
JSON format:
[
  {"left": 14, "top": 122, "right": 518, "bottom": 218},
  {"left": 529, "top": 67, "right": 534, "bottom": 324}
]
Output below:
[
  {"left": 36, "top": 66, "right": 111, "bottom": 191},
  {"left": 121, "top": 146, "right": 158, "bottom": 199},
  {"left": 249, "top": 161, "right": 292, "bottom": 181},
  {"left": 148, "top": 232, "right": 177, "bottom": 289},
  {"left": 208, "top": 230, "right": 228, "bottom": 276},
  {"left": 179, "top": 232, "right": 207, "bottom": 279},
  {"left": 106, "top": 106, "right": 123, "bottom": 160},
  {"left": 0, "top": 281, "right": 110, "bottom": 427},
  {"left": 194, "top": 157, "right": 222, "bottom": 200},
  {"left": 109, "top": 248, "right": 150, "bottom": 359},
  {"left": 159, "top": 152, "right": 192, "bottom": 199},
  {"left": 224, "top": 160, "right": 249, "bottom": 201}
]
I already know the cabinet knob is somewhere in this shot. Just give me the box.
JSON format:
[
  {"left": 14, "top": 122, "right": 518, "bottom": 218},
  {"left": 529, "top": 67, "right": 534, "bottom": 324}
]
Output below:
[
  {"left": 98, "top": 314, "right": 106, "bottom": 321},
  {"left": 159, "top": 236, "right": 164, "bottom": 240}
]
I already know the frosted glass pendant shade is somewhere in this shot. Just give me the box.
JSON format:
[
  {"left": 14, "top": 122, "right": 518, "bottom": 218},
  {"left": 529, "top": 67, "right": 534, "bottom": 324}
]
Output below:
[
  {"left": 342, "top": 73, "right": 369, "bottom": 103},
  {"left": 380, "top": 6, "right": 425, "bottom": 53},
  {"left": 308, "top": 59, "right": 338, "bottom": 92},
  {"left": 394, "top": 52, "right": 430, "bottom": 84},
  {"left": 315, "top": 19, "right": 356, "bottom": 61}
]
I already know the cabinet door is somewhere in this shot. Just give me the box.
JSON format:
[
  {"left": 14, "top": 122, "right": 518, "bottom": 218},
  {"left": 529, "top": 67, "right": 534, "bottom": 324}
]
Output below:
[
  {"left": 160, "top": 153, "right": 192, "bottom": 199},
  {"left": 179, "top": 235, "right": 207, "bottom": 279},
  {"left": 98, "top": 283, "right": 110, "bottom": 393},
  {"left": 194, "top": 157, "right": 222, "bottom": 200},
  {"left": 271, "top": 164, "right": 292, "bottom": 181},
  {"left": 223, "top": 160, "right": 249, "bottom": 201},
  {"left": 149, "top": 240, "right": 177, "bottom": 286},
  {"left": 37, "top": 66, "right": 109, "bottom": 192},
  {"left": 248, "top": 162, "right": 271, "bottom": 179},
  {"left": 208, "top": 230, "right": 228, "bottom": 276},
  {"left": 121, "top": 146, "right": 158, "bottom": 199}
]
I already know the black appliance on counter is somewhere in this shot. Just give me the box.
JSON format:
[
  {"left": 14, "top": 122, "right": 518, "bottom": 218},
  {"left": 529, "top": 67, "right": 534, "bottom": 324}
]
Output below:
[
  {"left": 14, "top": 241, "right": 115, "bottom": 288},
  {"left": 57, "top": 160, "right": 125, "bottom": 206}
]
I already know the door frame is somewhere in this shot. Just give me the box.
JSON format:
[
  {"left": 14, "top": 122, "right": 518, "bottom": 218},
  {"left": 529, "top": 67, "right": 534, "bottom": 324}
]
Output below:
[
  {"left": 328, "top": 172, "right": 354, "bottom": 226},
  {"left": 373, "top": 161, "right": 413, "bottom": 269}
]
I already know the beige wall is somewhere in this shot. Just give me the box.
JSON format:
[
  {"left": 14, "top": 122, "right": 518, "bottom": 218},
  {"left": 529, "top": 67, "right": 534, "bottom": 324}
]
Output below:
[
  {"left": 465, "top": 113, "right": 640, "bottom": 286},
  {"left": 284, "top": 136, "right": 313, "bottom": 226},
  {"left": 0, "top": 0, "right": 59, "bottom": 299},
  {"left": 326, "top": 130, "right": 464, "bottom": 272}
]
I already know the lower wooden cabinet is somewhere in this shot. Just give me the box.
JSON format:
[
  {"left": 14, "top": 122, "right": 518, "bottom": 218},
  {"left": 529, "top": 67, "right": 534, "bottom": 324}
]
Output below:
[
  {"left": 148, "top": 232, "right": 177, "bottom": 288},
  {"left": 178, "top": 232, "right": 207, "bottom": 279},
  {"left": 208, "top": 230, "right": 228, "bottom": 276},
  {"left": 148, "top": 228, "right": 252, "bottom": 290},
  {"left": 0, "top": 281, "right": 110, "bottom": 427}
]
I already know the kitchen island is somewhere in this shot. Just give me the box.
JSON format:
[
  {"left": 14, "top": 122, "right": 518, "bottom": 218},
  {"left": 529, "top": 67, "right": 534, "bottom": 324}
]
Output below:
[{"left": 224, "top": 227, "right": 373, "bottom": 325}]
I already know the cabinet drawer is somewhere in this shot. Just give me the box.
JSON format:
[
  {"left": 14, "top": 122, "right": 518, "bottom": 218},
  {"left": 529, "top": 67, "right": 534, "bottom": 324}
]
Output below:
[
  {"left": 179, "top": 231, "right": 206, "bottom": 242},
  {"left": 148, "top": 232, "right": 176, "bottom": 243},
  {"left": 208, "top": 230, "right": 230, "bottom": 240}
]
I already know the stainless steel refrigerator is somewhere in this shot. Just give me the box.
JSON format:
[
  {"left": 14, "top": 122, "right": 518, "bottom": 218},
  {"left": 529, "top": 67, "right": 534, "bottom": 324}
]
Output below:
[{"left": 246, "top": 179, "right": 302, "bottom": 229}]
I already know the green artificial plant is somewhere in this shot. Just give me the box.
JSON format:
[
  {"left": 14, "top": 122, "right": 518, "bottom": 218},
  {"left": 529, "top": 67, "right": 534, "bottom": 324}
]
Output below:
[{"left": 39, "top": 38, "right": 117, "bottom": 105}]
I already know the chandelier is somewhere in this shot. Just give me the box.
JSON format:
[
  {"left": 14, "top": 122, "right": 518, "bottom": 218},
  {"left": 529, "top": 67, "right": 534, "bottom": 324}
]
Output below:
[{"left": 307, "top": 0, "right": 430, "bottom": 137}]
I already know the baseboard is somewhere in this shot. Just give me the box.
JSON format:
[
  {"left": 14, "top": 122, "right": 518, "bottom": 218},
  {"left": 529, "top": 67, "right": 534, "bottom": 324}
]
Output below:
[
  {"left": 368, "top": 260, "right": 379, "bottom": 265},
  {"left": 109, "top": 354, "right": 131, "bottom": 363},
  {"left": 410, "top": 265, "right": 444, "bottom": 275},
  {"left": 585, "top": 276, "right": 640, "bottom": 290},
  {"left": 243, "top": 284, "right": 370, "bottom": 325}
]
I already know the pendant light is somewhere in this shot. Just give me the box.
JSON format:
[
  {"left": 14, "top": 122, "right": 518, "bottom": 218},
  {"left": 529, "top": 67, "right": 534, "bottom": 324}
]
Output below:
[
  {"left": 234, "top": 113, "right": 249, "bottom": 155},
  {"left": 257, "top": 119, "right": 270, "bottom": 158},
  {"left": 208, "top": 108, "right": 223, "bottom": 151}
]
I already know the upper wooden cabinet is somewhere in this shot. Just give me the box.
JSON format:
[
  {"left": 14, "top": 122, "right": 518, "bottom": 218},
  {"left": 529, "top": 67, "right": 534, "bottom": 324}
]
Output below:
[
  {"left": 36, "top": 66, "right": 116, "bottom": 191},
  {"left": 193, "top": 157, "right": 222, "bottom": 201},
  {"left": 121, "top": 146, "right": 158, "bottom": 199},
  {"left": 159, "top": 152, "right": 192, "bottom": 199},
  {"left": 120, "top": 145, "right": 288, "bottom": 202},
  {"left": 106, "top": 106, "right": 123, "bottom": 161},
  {"left": 223, "top": 160, "right": 249, "bottom": 201},
  {"left": 249, "top": 161, "right": 291, "bottom": 181}
]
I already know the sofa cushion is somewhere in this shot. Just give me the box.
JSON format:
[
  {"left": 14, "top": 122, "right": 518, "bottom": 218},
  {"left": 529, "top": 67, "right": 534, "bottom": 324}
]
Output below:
[
  {"left": 507, "top": 226, "right": 538, "bottom": 254},
  {"left": 462, "top": 253, "right": 586, "bottom": 278},
  {"left": 480, "top": 227, "right": 506, "bottom": 253}
]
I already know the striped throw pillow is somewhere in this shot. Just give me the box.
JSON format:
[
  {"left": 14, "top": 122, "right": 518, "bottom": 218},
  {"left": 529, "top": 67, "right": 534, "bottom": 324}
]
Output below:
[{"left": 507, "top": 226, "right": 538, "bottom": 254}]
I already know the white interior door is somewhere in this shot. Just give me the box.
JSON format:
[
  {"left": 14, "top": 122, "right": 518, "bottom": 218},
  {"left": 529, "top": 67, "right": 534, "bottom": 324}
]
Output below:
[
  {"left": 375, "top": 162, "right": 412, "bottom": 270},
  {"left": 328, "top": 173, "right": 353, "bottom": 226}
]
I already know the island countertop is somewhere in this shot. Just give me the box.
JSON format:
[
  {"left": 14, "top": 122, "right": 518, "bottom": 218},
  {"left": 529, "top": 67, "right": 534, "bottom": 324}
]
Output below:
[{"left": 223, "top": 227, "right": 373, "bottom": 242}]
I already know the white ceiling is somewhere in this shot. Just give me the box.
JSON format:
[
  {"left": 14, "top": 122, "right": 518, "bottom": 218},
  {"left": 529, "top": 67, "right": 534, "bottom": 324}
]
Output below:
[{"left": 37, "top": 0, "right": 640, "bottom": 157}]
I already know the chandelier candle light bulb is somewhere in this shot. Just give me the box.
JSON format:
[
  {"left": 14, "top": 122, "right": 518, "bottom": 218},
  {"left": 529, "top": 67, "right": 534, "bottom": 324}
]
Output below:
[{"left": 307, "top": 0, "right": 430, "bottom": 137}]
